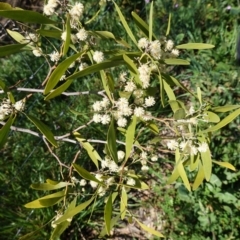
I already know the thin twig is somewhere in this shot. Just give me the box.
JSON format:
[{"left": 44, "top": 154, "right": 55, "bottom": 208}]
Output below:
[{"left": 43, "top": 137, "right": 69, "bottom": 174}]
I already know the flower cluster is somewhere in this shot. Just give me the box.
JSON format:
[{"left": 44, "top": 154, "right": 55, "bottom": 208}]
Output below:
[
  {"left": 43, "top": 0, "right": 58, "bottom": 16},
  {"left": 0, "top": 99, "right": 25, "bottom": 120},
  {"left": 138, "top": 37, "right": 179, "bottom": 59}
]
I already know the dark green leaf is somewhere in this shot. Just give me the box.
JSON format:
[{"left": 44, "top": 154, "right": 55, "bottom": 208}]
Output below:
[
  {"left": 0, "top": 43, "right": 27, "bottom": 57},
  {"left": 44, "top": 52, "right": 83, "bottom": 95},
  {"left": 107, "top": 118, "right": 118, "bottom": 163},
  {"left": 0, "top": 10, "right": 55, "bottom": 24},
  {"left": 0, "top": 115, "right": 14, "bottom": 149},
  {"left": 25, "top": 114, "right": 57, "bottom": 147}
]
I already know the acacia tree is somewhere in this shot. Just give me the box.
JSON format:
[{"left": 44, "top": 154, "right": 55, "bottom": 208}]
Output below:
[{"left": 0, "top": 0, "right": 239, "bottom": 239}]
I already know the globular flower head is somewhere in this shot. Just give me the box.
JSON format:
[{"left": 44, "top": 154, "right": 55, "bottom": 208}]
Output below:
[
  {"left": 49, "top": 51, "right": 60, "bottom": 62},
  {"left": 32, "top": 48, "right": 42, "bottom": 57},
  {"left": 14, "top": 99, "right": 25, "bottom": 111},
  {"left": 76, "top": 28, "right": 88, "bottom": 41},
  {"left": 138, "top": 37, "right": 149, "bottom": 49},
  {"left": 149, "top": 40, "right": 161, "bottom": 59},
  {"left": 165, "top": 39, "right": 174, "bottom": 51},
  {"left": 69, "top": 2, "right": 84, "bottom": 20},
  {"left": 167, "top": 140, "right": 178, "bottom": 150},
  {"left": 93, "top": 51, "right": 104, "bottom": 63},
  {"left": 145, "top": 96, "right": 156, "bottom": 107}
]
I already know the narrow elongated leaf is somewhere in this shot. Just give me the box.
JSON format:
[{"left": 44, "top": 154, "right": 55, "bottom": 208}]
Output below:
[
  {"left": 44, "top": 52, "right": 83, "bottom": 95},
  {"left": 31, "top": 182, "right": 71, "bottom": 191},
  {"left": 6, "top": 29, "right": 28, "bottom": 44},
  {"left": 123, "top": 54, "right": 138, "bottom": 74},
  {"left": 37, "top": 29, "right": 62, "bottom": 39},
  {"left": 175, "top": 148, "right": 191, "bottom": 191},
  {"left": 166, "top": 13, "right": 171, "bottom": 36},
  {"left": 131, "top": 12, "right": 157, "bottom": 40},
  {"left": 176, "top": 43, "right": 215, "bottom": 49},
  {"left": 212, "top": 160, "right": 236, "bottom": 171},
  {"left": 192, "top": 162, "right": 205, "bottom": 190},
  {"left": 63, "top": 15, "right": 71, "bottom": 56},
  {"left": 0, "top": 43, "right": 27, "bottom": 57},
  {"left": 50, "top": 197, "right": 77, "bottom": 240},
  {"left": 125, "top": 116, "right": 137, "bottom": 161},
  {"left": 0, "top": 115, "right": 14, "bottom": 148},
  {"left": 25, "top": 114, "right": 57, "bottom": 147},
  {"left": 201, "top": 148, "right": 212, "bottom": 181},
  {"left": 197, "top": 87, "right": 202, "bottom": 105},
  {"left": 44, "top": 80, "right": 73, "bottom": 100},
  {"left": 158, "top": 74, "right": 165, "bottom": 107},
  {"left": 0, "top": 10, "right": 55, "bottom": 24},
  {"left": 203, "top": 108, "right": 240, "bottom": 132},
  {"left": 66, "top": 60, "right": 124, "bottom": 80},
  {"left": 54, "top": 197, "right": 95, "bottom": 224},
  {"left": 100, "top": 71, "right": 112, "bottom": 101},
  {"left": 120, "top": 187, "right": 127, "bottom": 220},
  {"left": 73, "top": 163, "right": 102, "bottom": 183},
  {"left": 174, "top": 108, "right": 186, "bottom": 120},
  {"left": 163, "top": 79, "right": 176, "bottom": 102},
  {"left": 113, "top": 1, "right": 138, "bottom": 46},
  {"left": 99, "top": 215, "right": 120, "bottom": 237},
  {"left": 50, "top": 221, "right": 70, "bottom": 240},
  {"left": 135, "top": 219, "right": 164, "bottom": 238},
  {"left": 104, "top": 194, "right": 113, "bottom": 235},
  {"left": 149, "top": 1, "right": 153, "bottom": 41},
  {"left": 90, "top": 31, "right": 130, "bottom": 48},
  {"left": 74, "top": 133, "right": 100, "bottom": 168},
  {"left": 107, "top": 118, "right": 118, "bottom": 163},
  {"left": 211, "top": 105, "right": 240, "bottom": 113},
  {"left": 24, "top": 191, "right": 65, "bottom": 208},
  {"left": 164, "top": 59, "right": 190, "bottom": 65},
  {"left": 189, "top": 154, "right": 200, "bottom": 172}
]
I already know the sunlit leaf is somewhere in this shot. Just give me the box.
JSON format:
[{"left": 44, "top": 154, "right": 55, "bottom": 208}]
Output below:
[
  {"left": 203, "top": 111, "right": 220, "bottom": 123},
  {"left": 192, "top": 162, "right": 205, "bottom": 190},
  {"left": 174, "top": 108, "right": 186, "bottom": 120},
  {"left": 166, "top": 13, "right": 171, "bottom": 36},
  {"left": 149, "top": 1, "right": 153, "bottom": 41},
  {"left": 37, "top": 29, "right": 62, "bottom": 39},
  {"left": 176, "top": 43, "right": 215, "bottom": 49},
  {"left": 24, "top": 191, "right": 65, "bottom": 208},
  {"left": 74, "top": 132, "right": 100, "bottom": 168},
  {"left": 31, "top": 182, "right": 71, "bottom": 191},
  {"left": 135, "top": 219, "right": 164, "bottom": 238},
  {"left": 164, "top": 59, "right": 190, "bottom": 65},
  {"left": 25, "top": 114, "right": 57, "bottom": 147},
  {"left": 201, "top": 148, "right": 212, "bottom": 181},
  {"left": 104, "top": 194, "right": 113, "bottom": 235},
  {"left": 212, "top": 160, "right": 236, "bottom": 171},
  {"left": 120, "top": 187, "right": 127, "bottom": 220},
  {"left": 211, "top": 105, "right": 240, "bottom": 113},
  {"left": 203, "top": 108, "right": 240, "bottom": 132},
  {"left": 54, "top": 197, "right": 95, "bottom": 224},
  {"left": 99, "top": 215, "right": 120, "bottom": 237},
  {"left": 125, "top": 116, "right": 137, "bottom": 161},
  {"left": 197, "top": 87, "right": 202, "bottom": 105}
]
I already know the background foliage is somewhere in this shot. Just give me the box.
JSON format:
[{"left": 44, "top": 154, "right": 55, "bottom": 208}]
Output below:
[{"left": 0, "top": 0, "right": 239, "bottom": 239}]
